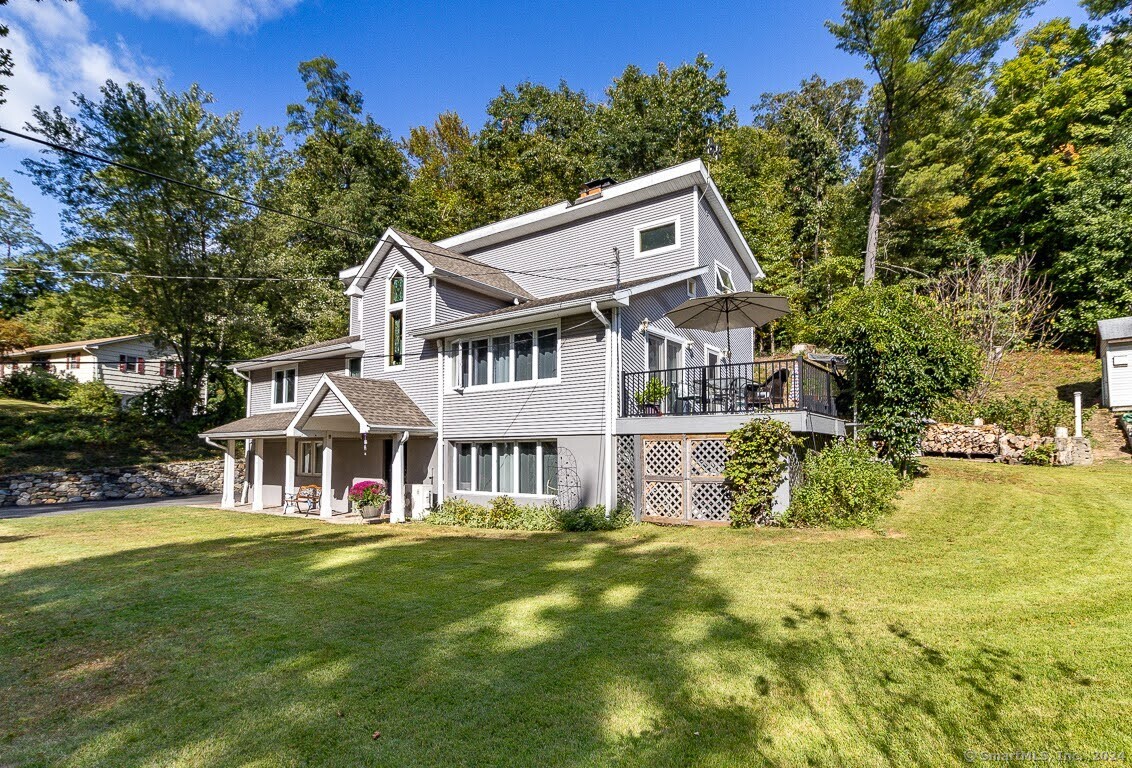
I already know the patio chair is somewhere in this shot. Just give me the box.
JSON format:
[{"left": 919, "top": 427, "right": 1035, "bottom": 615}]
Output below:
[
  {"left": 708, "top": 377, "right": 742, "bottom": 413},
  {"left": 745, "top": 368, "right": 789, "bottom": 409}
]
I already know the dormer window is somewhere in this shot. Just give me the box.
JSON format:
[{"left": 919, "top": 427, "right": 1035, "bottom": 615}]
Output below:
[
  {"left": 387, "top": 271, "right": 405, "bottom": 369},
  {"left": 634, "top": 216, "right": 680, "bottom": 257},
  {"left": 715, "top": 262, "right": 735, "bottom": 294}
]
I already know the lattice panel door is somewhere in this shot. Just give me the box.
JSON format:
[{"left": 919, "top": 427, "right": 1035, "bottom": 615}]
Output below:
[
  {"left": 688, "top": 438, "right": 728, "bottom": 477},
  {"left": 643, "top": 480, "right": 684, "bottom": 519},
  {"left": 687, "top": 436, "right": 731, "bottom": 523},
  {"left": 643, "top": 439, "right": 683, "bottom": 477}
]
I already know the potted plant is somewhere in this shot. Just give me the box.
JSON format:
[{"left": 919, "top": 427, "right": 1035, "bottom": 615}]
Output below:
[
  {"left": 348, "top": 479, "right": 390, "bottom": 521},
  {"left": 634, "top": 377, "right": 670, "bottom": 416}
]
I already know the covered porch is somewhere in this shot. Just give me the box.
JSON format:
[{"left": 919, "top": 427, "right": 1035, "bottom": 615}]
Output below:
[{"left": 202, "top": 374, "right": 436, "bottom": 522}]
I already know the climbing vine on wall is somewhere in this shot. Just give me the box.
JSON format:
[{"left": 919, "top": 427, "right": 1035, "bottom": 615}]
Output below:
[{"left": 723, "top": 419, "right": 800, "bottom": 527}]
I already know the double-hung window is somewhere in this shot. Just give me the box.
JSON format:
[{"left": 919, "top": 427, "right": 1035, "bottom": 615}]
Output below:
[
  {"left": 453, "top": 441, "right": 558, "bottom": 497},
  {"left": 451, "top": 325, "right": 558, "bottom": 390},
  {"left": 273, "top": 367, "right": 297, "bottom": 407}
]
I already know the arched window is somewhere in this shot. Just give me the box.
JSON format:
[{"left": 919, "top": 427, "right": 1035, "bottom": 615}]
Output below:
[{"left": 387, "top": 271, "right": 405, "bottom": 368}]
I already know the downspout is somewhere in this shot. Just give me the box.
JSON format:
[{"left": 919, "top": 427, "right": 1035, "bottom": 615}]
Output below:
[{"left": 590, "top": 301, "right": 614, "bottom": 516}]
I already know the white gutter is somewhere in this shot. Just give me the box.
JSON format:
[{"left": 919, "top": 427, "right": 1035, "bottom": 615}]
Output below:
[{"left": 590, "top": 301, "right": 614, "bottom": 516}]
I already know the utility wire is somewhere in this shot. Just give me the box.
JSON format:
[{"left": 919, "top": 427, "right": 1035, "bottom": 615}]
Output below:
[{"left": 1, "top": 125, "right": 618, "bottom": 286}]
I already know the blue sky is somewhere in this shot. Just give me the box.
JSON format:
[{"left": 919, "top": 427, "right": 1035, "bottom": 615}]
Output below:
[{"left": 1, "top": 0, "right": 1090, "bottom": 245}]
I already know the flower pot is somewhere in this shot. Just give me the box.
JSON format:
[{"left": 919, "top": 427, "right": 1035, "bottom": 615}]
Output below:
[
  {"left": 641, "top": 403, "right": 661, "bottom": 416},
  {"left": 358, "top": 504, "right": 386, "bottom": 521}
]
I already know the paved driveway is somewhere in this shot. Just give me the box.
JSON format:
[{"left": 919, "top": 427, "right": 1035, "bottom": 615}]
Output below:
[{"left": 0, "top": 494, "right": 221, "bottom": 520}]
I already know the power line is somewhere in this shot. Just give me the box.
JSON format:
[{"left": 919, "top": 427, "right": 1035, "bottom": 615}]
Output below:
[
  {"left": 0, "top": 125, "right": 366, "bottom": 239},
  {"left": 0, "top": 265, "right": 337, "bottom": 283},
  {"left": 0, "top": 125, "right": 617, "bottom": 285}
]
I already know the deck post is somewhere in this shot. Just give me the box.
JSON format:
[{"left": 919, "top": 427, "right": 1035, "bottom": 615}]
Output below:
[
  {"left": 284, "top": 437, "right": 296, "bottom": 498},
  {"left": 390, "top": 432, "right": 407, "bottom": 523},
  {"left": 251, "top": 438, "right": 264, "bottom": 511},
  {"left": 221, "top": 439, "right": 236, "bottom": 509},
  {"left": 320, "top": 434, "right": 334, "bottom": 517}
]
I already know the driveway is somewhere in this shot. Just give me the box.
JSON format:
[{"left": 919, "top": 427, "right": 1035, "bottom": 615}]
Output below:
[{"left": 0, "top": 494, "right": 221, "bottom": 520}]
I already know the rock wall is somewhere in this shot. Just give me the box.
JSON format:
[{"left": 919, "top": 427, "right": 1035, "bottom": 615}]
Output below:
[{"left": 0, "top": 459, "right": 242, "bottom": 507}]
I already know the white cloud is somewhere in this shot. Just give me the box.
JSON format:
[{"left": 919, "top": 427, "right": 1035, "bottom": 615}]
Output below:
[
  {"left": 0, "top": 2, "right": 158, "bottom": 138},
  {"left": 107, "top": 0, "right": 305, "bottom": 35}
]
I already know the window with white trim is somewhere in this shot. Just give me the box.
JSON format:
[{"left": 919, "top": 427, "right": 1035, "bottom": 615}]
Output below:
[
  {"left": 715, "top": 262, "right": 735, "bottom": 294},
  {"left": 299, "top": 440, "right": 323, "bottom": 475},
  {"left": 450, "top": 325, "right": 558, "bottom": 389},
  {"left": 273, "top": 367, "right": 297, "bottom": 406},
  {"left": 686, "top": 278, "right": 697, "bottom": 299},
  {"left": 387, "top": 271, "right": 405, "bottom": 368},
  {"left": 453, "top": 441, "right": 558, "bottom": 497},
  {"left": 65, "top": 353, "right": 80, "bottom": 370},
  {"left": 346, "top": 357, "right": 362, "bottom": 377},
  {"left": 635, "top": 216, "right": 680, "bottom": 256}
]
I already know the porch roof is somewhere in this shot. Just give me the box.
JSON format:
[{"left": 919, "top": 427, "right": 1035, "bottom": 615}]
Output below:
[
  {"left": 200, "top": 410, "right": 298, "bottom": 439},
  {"left": 289, "top": 373, "right": 435, "bottom": 435}
]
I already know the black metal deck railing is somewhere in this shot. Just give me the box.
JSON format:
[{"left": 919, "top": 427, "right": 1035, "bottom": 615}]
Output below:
[{"left": 620, "top": 357, "right": 840, "bottom": 419}]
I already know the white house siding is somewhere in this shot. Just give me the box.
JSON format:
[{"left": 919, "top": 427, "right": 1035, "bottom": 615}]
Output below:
[
  {"left": 699, "top": 197, "right": 754, "bottom": 293},
  {"left": 358, "top": 244, "right": 439, "bottom": 422},
  {"left": 95, "top": 339, "right": 179, "bottom": 398},
  {"left": 442, "top": 313, "right": 607, "bottom": 439},
  {"left": 464, "top": 191, "right": 695, "bottom": 298},
  {"left": 248, "top": 356, "right": 350, "bottom": 415},
  {"left": 349, "top": 296, "right": 362, "bottom": 336},
  {"left": 434, "top": 281, "right": 507, "bottom": 323},
  {"left": 1104, "top": 340, "right": 1132, "bottom": 409},
  {"left": 2, "top": 351, "right": 97, "bottom": 383}
]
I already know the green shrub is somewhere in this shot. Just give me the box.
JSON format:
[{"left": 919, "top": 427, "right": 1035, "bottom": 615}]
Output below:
[
  {"left": 787, "top": 440, "right": 902, "bottom": 529},
  {"left": 935, "top": 395, "right": 1096, "bottom": 437},
  {"left": 1021, "top": 442, "right": 1057, "bottom": 466},
  {"left": 0, "top": 368, "right": 75, "bottom": 403},
  {"left": 724, "top": 419, "right": 800, "bottom": 527},
  {"left": 64, "top": 381, "right": 122, "bottom": 416},
  {"left": 425, "top": 497, "right": 633, "bottom": 532}
]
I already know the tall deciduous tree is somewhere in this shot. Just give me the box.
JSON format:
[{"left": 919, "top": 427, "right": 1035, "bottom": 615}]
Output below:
[
  {"left": 23, "top": 81, "right": 275, "bottom": 420},
  {"left": 827, "top": 0, "right": 1038, "bottom": 283},
  {"left": 0, "top": 177, "right": 56, "bottom": 316}
]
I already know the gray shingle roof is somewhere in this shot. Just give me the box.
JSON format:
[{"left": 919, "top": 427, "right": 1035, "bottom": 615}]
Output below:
[
  {"left": 248, "top": 335, "right": 360, "bottom": 364},
  {"left": 1098, "top": 317, "right": 1132, "bottom": 342},
  {"left": 392, "top": 229, "right": 533, "bottom": 299},
  {"left": 201, "top": 410, "right": 298, "bottom": 437},
  {"left": 326, "top": 374, "right": 434, "bottom": 429}
]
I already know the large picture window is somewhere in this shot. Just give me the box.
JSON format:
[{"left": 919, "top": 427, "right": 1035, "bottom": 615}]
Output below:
[
  {"left": 453, "top": 441, "right": 557, "bottom": 497},
  {"left": 273, "top": 367, "right": 297, "bottom": 406},
  {"left": 451, "top": 325, "right": 558, "bottom": 390}
]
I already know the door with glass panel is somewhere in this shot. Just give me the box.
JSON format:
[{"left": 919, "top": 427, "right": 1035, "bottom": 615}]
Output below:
[{"left": 647, "top": 334, "right": 685, "bottom": 413}]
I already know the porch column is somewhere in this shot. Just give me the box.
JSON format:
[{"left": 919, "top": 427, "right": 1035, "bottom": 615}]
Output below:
[
  {"left": 220, "top": 439, "right": 236, "bottom": 509},
  {"left": 390, "top": 432, "right": 406, "bottom": 523},
  {"left": 251, "top": 438, "right": 264, "bottom": 511},
  {"left": 320, "top": 434, "right": 334, "bottom": 517},
  {"left": 284, "top": 437, "right": 296, "bottom": 497}
]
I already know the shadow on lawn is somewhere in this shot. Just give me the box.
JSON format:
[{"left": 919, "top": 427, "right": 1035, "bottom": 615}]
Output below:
[{"left": 0, "top": 525, "right": 1034, "bottom": 766}]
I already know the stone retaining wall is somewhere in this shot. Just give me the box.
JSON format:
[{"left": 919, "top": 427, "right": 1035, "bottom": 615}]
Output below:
[
  {"left": 0, "top": 459, "right": 243, "bottom": 507},
  {"left": 922, "top": 423, "right": 1092, "bottom": 465}
]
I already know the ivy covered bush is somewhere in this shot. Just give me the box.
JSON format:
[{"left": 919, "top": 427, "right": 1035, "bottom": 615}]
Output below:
[
  {"left": 425, "top": 496, "right": 632, "bottom": 531},
  {"left": 786, "top": 439, "right": 902, "bottom": 528},
  {"left": 724, "top": 419, "right": 800, "bottom": 527}
]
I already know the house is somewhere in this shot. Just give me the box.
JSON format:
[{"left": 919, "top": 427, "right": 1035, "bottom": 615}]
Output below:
[
  {"left": 0, "top": 334, "right": 183, "bottom": 405},
  {"left": 1098, "top": 317, "right": 1132, "bottom": 411},
  {"left": 201, "top": 160, "right": 846, "bottom": 525}
]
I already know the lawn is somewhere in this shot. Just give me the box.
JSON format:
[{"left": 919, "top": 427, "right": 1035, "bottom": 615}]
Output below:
[{"left": 1, "top": 460, "right": 1129, "bottom": 767}]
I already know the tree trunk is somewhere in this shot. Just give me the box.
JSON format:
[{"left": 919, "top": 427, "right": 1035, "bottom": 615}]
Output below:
[{"left": 864, "top": 111, "right": 891, "bottom": 285}]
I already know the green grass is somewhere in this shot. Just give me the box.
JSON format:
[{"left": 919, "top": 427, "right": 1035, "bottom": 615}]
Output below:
[
  {"left": 1, "top": 460, "right": 1129, "bottom": 766},
  {"left": 0, "top": 399, "right": 212, "bottom": 474}
]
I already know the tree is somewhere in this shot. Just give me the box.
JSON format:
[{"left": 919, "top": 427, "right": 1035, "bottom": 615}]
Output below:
[
  {"left": 0, "top": 177, "right": 56, "bottom": 316},
  {"left": 596, "top": 54, "right": 736, "bottom": 179},
  {"left": 23, "top": 81, "right": 275, "bottom": 421},
  {"left": 827, "top": 0, "right": 1039, "bottom": 283},
  {"left": 0, "top": 316, "right": 30, "bottom": 356},
  {"left": 815, "top": 284, "right": 980, "bottom": 474},
  {"left": 260, "top": 57, "right": 409, "bottom": 343},
  {"left": 754, "top": 76, "right": 864, "bottom": 280}
]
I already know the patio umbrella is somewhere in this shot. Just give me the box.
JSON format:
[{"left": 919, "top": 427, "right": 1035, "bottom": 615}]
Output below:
[{"left": 664, "top": 291, "right": 790, "bottom": 356}]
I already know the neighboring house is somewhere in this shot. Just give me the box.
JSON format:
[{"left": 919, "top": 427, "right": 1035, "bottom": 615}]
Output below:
[
  {"left": 0, "top": 334, "right": 182, "bottom": 404},
  {"left": 1098, "top": 317, "right": 1132, "bottom": 410},
  {"left": 201, "top": 160, "right": 846, "bottom": 525}
]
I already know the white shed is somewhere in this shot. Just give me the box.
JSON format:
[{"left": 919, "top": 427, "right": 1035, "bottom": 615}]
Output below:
[{"left": 1098, "top": 317, "right": 1132, "bottom": 410}]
